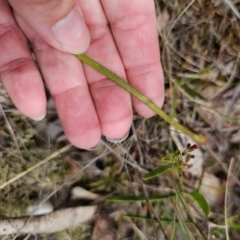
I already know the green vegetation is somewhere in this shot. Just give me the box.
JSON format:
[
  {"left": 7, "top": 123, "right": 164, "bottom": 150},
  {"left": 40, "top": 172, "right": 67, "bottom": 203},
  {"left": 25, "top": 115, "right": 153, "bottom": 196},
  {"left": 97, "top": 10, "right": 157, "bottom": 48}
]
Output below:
[{"left": 1, "top": 0, "right": 240, "bottom": 239}]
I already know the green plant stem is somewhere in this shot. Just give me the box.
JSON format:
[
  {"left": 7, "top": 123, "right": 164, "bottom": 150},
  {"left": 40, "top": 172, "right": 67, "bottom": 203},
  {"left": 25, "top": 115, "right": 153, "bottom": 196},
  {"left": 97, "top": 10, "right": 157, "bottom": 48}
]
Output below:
[{"left": 75, "top": 54, "right": 206, "bottom": 144}]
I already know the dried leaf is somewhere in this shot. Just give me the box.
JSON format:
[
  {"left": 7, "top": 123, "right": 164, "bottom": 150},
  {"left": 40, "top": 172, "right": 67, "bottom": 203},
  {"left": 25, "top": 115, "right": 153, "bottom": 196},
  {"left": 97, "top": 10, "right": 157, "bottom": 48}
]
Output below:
[
  {"left": 71, "top": 186, "right": 99, "bottom": 200},
  {"left": 0, "top": 205, "right": 97, "bottom": 235},
  {"left": 92, "top": 212, "right": 116, "bottom": 240}
]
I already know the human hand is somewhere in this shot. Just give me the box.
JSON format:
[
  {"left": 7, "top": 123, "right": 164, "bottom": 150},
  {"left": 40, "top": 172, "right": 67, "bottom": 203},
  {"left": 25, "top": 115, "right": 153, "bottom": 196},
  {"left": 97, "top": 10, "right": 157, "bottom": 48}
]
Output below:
[{"left": 0, "top": 0, "right": 164, "bottom": 149}]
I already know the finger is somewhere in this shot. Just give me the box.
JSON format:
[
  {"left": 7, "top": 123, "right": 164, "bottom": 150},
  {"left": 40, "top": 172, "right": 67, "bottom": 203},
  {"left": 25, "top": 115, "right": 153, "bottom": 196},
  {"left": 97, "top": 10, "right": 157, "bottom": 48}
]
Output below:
[
  {"left": 0, "top": 0, "right": 46, "bottom": 119},
  {"left": 79, "top": 0, "right": 132, "bottom": 140},
  {"left": 101, "top": 0, "right": 165, "bottom": 117},
  {"left": 8, "top": 0, "right": 90, "bottom": 54},
  {"left": 16, "top": 15, "right": 101, "bottom": 149}
]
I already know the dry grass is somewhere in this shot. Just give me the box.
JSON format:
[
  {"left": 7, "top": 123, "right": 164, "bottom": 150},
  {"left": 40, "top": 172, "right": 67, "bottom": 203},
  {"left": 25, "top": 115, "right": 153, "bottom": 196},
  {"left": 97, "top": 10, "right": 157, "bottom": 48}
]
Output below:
[{"left": 0, "top": 0, "right": 240, "bottom": 239}]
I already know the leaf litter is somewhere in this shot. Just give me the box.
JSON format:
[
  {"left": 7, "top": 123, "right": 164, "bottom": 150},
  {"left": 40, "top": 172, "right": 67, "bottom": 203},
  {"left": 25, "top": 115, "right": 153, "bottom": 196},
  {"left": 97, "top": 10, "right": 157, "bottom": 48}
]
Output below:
[{"left": 0, "top": 0, "right": 240, "bottom": 239}]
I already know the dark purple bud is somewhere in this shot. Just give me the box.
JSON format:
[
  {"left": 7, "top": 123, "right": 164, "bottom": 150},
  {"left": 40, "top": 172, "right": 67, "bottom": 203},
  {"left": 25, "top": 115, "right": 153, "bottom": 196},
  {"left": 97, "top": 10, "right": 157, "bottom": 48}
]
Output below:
[{"left": 187, "top": 164, "right": 193, "bottom": 169}]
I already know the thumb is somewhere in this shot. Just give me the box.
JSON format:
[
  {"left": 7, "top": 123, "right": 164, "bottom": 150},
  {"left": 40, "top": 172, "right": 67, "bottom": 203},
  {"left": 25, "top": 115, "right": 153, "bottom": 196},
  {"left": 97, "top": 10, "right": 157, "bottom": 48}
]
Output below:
[{"left": 9, "top": 0, "right": 90, "bottom": 54}]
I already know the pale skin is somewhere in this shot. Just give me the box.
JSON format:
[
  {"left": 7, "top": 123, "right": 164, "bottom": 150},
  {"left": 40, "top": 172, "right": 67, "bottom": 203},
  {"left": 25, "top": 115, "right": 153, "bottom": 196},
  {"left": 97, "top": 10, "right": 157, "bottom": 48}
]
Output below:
[{"left": 0, "top": 0, "right": 164, "bottom": 149}]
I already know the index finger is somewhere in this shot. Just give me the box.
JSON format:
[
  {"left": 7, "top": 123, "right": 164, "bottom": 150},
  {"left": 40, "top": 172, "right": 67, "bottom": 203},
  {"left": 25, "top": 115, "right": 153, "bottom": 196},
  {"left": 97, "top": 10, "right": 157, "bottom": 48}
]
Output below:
[{"left": 101, "top": 0, "right": 164, "bottom": 117}]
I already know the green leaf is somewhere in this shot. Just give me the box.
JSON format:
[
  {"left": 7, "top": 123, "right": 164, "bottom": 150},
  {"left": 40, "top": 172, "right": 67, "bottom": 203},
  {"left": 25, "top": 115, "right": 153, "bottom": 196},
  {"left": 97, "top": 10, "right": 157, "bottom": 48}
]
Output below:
[
  {"left": 175, "top": 79, "right": 204, "bottom": 99},
  {"left": 198, "top": 67, "right": 211, "bottom": 75},
  {"left": 188, "top": 191, "right": 210, "bottom": 216},
  {"left": 124, "top": 215, "right": 192, "bottom": 224},
  {"left": 181, "top": 84, "right": 204, "bottom": 99},
  {"left": 229, "top": 224, "right": 240, "bottom": 230},
  {"left": 76, "top": 54, "right": 207, "bottom": 144},
  {"left": 107, "top": 194, "right": 176, "bottom": 202},
  {"left": 227, "top": 215, "right": 238, "bottom": 225},
  {"left": 143, "top": 164, "right": 172, "bottom": 180}
]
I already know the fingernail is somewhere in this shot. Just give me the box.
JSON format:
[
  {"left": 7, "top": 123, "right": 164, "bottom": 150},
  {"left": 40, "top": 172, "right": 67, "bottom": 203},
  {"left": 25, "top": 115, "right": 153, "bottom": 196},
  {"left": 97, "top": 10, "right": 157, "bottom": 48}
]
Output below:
[
  {"left": 30, "top": 112, "right": 46, "bottom": 121},
  {"left": 52, "top": 9, "right": 90, "bottom": 54},
  {"left": 106, "top": 131, "right": 129, "bottom": 144},
  {"left": 86, "top": 142, "right": 100, "bottom": 151}
]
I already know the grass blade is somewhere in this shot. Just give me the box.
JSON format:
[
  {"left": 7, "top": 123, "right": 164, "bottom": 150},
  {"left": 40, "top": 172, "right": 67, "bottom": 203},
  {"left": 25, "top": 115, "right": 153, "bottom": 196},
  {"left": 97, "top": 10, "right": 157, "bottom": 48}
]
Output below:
[
  {"left": 143, "top": 164, "right": 172, "bottom": 180},
  {"left": 107, "top": 194, "right": 176, "bottom": 202}
]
